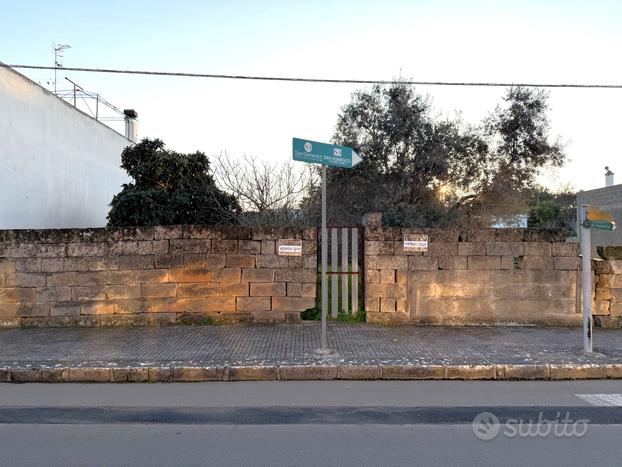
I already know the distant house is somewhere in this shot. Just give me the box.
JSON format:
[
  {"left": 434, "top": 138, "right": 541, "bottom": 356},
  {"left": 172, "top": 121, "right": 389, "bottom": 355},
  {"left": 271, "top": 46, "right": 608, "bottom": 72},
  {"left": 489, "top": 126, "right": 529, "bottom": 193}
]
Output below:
[
  {"left": 577, "top": 171, "right": 622, "bottom": 246},
  {"left": 0, "top": 63, "right": 137, "bottom": 229}
]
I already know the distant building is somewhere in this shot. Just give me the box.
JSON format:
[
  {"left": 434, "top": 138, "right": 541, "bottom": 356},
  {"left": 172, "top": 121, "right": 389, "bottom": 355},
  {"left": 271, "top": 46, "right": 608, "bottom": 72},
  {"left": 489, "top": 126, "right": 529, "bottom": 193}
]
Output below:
[
  {"left": 0, "top": 63, "right": 136, "bottom": 229},
  {"left": 490, "top": 214, "right": 529, "bottom": 229},
  {"left": 577, "top": 169, "right": 622, "bottom": 246}
]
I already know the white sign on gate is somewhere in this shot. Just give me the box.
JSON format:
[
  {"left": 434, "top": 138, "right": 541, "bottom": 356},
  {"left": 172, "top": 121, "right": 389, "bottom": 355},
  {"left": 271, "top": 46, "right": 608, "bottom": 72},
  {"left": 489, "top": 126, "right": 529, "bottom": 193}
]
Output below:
[{"left": 403, "top": 234, "right": 429, "bottom": 252}]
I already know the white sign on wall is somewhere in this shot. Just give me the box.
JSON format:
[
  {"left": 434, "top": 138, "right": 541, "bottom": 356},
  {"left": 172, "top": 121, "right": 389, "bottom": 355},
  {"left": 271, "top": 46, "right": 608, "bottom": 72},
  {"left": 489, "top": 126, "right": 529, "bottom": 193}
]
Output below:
[
  {"left": 277, "top": 239, "right": 303, "bottom": 256},
  {"left": 403, "top": 234, "right": 429, "bottom": 252}
]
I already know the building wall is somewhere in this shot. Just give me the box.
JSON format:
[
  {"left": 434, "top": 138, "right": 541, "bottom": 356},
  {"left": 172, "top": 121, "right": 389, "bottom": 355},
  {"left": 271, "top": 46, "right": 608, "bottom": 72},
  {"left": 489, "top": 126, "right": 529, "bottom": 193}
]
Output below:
[
  {"left": 0, "top": 226, "right": 317, "bottom": 327},
  {"left": 364, "top": 228, "right": 583, "bottom": 326},
  {"left": 0, "top": 65, "right": 130, "bottom": 229},
  {"left": 577, "top": 184, "right": 622, "bottom": 247}
]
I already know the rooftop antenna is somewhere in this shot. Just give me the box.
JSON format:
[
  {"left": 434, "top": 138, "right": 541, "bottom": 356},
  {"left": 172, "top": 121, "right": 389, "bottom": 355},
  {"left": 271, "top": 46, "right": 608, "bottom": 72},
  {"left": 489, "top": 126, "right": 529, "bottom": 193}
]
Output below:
[{"left": 53, "top": 42, "right": 71, "bottom": 93}]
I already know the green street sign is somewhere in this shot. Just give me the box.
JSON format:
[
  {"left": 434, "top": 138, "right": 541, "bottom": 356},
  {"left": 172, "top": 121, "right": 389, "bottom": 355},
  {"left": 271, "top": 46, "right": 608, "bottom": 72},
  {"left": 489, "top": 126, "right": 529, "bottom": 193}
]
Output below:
[
  {"left": 292, "top": 138, "right": 362, "bottom": 169},
  {"left": 590, "top": 221, "right": 616, "bottom": 230},
  {"left": 587, "top": 220, "right": 616, "bottom": 231}
]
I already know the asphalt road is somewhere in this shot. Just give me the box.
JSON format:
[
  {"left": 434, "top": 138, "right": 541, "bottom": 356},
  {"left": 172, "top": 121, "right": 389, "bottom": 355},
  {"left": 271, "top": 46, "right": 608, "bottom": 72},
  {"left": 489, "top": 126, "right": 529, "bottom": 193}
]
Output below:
[{"left": 1, "top": 381, "right": 622, "bottom": 466}]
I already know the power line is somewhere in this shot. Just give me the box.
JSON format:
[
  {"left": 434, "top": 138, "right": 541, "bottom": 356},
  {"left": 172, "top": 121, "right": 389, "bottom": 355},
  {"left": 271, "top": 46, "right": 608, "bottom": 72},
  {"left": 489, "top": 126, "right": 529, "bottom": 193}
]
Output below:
[{"left": 4, "top": 63, "right": 622, "bottom": 89}]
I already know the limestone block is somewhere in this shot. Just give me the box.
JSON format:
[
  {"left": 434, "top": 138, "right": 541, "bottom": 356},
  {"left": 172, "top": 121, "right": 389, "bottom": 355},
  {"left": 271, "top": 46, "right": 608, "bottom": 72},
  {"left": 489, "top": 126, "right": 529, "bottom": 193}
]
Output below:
[
  {"left": 380, "top": 298, "right": 397, "bottom": 312},
  {"left": 210, "top": 239, "right": 239, "bottom": 254},
  {"left": 18, "top": 304, "right": 51, "bottom": 317},
  {"left": 36, "top": 286, "right": 71, "bottom": 302},
  {"left": 105, "top": 284, "right": 144, "bottom": 300},
  {"left": 425, "top": 242, "right": 458, "bottom": 256},
  {"left": 261, "top": 240, "right": 276, "bottom": 255},
  {"left": 286, "top": 282, "right": 302, "bottom": 297},
  {"left": 236, "top": 297, "right": 271, "bottom": 312},
  {"left": 66, "top": 242, "right": 108, "bottom": 257},
  {"left": 168, "top": 268, "right": 212, "bottom": 283},
  {"left": 438, "top": 256, "right": 467, "bottom": 270},
  {"left": 521, "top": 256, "right": 555, "bottom": 270},
  {"left": 72, "top": 286, "right": 107, "bottom": 301},
  {"left": 212, "top": 268, "right": 242, "bottom": 283},
  {"left": 365, "top": 297, "right": 380, "bottom": 312},
  {"left": 141, "top": 283, "right": 177, "bottom": 298},
  {"left": 271, "top": 296, "right": 316, "bottom": 311},
  {"left": 238, "top": 240, "right": 261, "bottom": 254},
  {"left": 177, "top": 283, "right": 220, "bottom": 298},
  {"left": 14, "top": 259, "right": 41, "bottom": 273},
  {"left": 13, "top": 273, "right": 46, "bottom": 287},
  {"left": 108, "top": 269, "right": 167, "bottom": 284},
  {"left": 366, "top": 269, "right": 380, "bottom": 284},
  {"left": 380, "top": 269, "right": 395, "bottom": 283},
  {"left": 554, "top": 256, "right": 580, "bottom": 270},
  {"left": 552, "top": 242, "right": 579, "bottom": 257},
  {"left": 183, "top": 254, "right": 206, "bottom": 268},
  {"left": 105, "top": 284, "right": 141, "bottom": 300},
  {"left": 250, "top": 283, "right": 286, "bottom": 297},
  {"left": 256, "top": 255, "right": 290, "bottom": 268},
  {"left": 457, "top": 242, "right": 487, "bottom": 256},
  {"left": 186, "top": 297, "right": 236, "bottom": 312},
  {"left": 274, "top": 269, "right": 315, "bottom": 283},
  {"left": 486, "top": 242, "right": 524, "bottom": 257},
  {"left": 302, "top": 282, "right": 316, "bottom": 297},
  {"left": 365, "top": 241, "right": 395, "bottom": 255},
  {"left": 365, "top": 255, "right": 408, "bottom": 270},
  {"left": 226, "top": 254, "right": 256, "bottom": 268},
  {"left": 409, "top": 256, "right": 438, "bottom": 271},
  {"left": 242, "top": 268, "right": 275, "bottom": 283},
  {"left": 220, "top": 283, "right": 249, "bottom": 296},
  {"left": 524, "top": 242, "right": 552, "bottom": 257},
  {"left": 169, "top": 239, "right": 211, "bottom": 254},
  {"left": 205, "top": 254, "right": 226, "bottom": 268},
  {"left": 467, "top": 256, "right": 501, "bottom": 270}
]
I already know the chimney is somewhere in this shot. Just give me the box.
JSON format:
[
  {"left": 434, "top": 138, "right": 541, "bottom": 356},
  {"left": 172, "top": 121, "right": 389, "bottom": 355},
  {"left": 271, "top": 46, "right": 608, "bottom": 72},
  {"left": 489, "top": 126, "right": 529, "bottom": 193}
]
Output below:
[
  {"left": 123, "top": 109, "right": 138, "bottom": 142},
  {"left": 605, "top": 166, "right": 614, "bottom": 187}
]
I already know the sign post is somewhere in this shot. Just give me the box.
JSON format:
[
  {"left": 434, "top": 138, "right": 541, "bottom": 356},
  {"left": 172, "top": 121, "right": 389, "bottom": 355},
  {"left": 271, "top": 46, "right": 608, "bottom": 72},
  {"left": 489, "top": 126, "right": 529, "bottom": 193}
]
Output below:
[
  {"left": 579, "top": 205, "right": 593, "bottom": 353},
  {"left": 580, "top": 204, "right": 616, "bottom": 354},
  {"left": 293, "top": 138, "right": 362, "bottom": 354}
]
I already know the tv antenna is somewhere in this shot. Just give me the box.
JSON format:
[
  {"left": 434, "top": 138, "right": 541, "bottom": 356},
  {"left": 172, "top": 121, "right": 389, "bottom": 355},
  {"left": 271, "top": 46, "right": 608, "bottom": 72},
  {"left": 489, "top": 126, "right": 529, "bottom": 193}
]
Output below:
[{"left": 53, "top": 42, "right": 71, "bottom": 93}]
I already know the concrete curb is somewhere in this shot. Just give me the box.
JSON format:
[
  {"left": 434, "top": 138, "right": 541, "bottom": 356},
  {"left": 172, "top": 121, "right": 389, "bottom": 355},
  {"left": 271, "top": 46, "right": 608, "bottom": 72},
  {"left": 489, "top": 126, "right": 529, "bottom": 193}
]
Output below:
[{"left": 2, "top": 363, "right": 622, "bottom": 382}]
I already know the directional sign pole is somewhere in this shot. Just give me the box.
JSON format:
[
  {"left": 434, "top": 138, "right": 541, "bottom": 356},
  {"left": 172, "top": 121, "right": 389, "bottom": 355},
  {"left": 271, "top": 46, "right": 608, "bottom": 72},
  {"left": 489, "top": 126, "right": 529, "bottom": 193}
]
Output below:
[
  {"left": 293, "top": 138, "right": 362, "bottom": 355},
  {"left": 319, "top": 164, "right": 329, "bottom": 353},
  {"left": 580, "top": 204, "right": 593, "bottom": 353}
]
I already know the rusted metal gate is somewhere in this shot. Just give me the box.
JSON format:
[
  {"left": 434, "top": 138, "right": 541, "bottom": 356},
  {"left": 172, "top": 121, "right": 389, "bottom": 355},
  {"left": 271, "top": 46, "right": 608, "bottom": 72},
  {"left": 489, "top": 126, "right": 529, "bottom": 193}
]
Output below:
[{"left": 318, "top": 225, "right": 364, "bottom": 318}]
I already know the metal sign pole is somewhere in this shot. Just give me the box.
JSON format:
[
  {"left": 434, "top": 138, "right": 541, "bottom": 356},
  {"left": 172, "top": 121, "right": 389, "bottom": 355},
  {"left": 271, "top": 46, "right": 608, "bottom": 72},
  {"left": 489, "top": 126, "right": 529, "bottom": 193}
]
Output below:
[
  {"left": 319, "top": 164, "right": 330, "bottom": 353},
  {"left": 580, "top": 204, "right": 593, "bottom": 353}
]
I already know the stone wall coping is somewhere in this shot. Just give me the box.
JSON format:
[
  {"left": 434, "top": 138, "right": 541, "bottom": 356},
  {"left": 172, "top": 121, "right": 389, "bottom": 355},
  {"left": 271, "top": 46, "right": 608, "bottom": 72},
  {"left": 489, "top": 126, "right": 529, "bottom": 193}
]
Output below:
[{"left": 0, "top": 226, "right": 316, "bottom": 244}]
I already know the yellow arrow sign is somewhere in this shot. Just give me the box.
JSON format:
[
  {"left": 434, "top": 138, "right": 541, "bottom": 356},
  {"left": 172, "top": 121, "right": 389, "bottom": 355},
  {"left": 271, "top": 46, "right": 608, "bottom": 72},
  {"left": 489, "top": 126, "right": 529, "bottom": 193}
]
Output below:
[{"left": 586, "top": 206, "right": 615, "bottom": 223}]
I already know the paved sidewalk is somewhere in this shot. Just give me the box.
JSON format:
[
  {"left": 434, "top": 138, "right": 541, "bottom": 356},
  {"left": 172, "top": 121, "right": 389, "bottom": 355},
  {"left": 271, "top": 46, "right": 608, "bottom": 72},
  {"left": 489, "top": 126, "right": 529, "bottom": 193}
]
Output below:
[{"left": 0, "top": 323, "right": 621, "bottom": 382}]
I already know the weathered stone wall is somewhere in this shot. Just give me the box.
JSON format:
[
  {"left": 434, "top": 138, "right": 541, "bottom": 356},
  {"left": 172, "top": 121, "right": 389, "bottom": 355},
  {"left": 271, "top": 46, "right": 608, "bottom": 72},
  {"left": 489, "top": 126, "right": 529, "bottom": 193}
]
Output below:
[
  {"left": 364, "top": 227, "right": 582, "bottom": 326},
  {"left": 593, "top": 260, "right": 622, "bottom": 328},
  {"left": 0, "top": 226, "right": 316, "bottom": 327}
]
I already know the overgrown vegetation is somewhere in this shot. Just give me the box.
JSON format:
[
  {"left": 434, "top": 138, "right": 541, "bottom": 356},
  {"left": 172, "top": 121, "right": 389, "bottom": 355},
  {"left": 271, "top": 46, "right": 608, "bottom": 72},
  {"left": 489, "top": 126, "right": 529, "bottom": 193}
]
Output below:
[
  {"left": 108, "top": 139, "right": 240, "bottom": 226},
  {"left": 301, "top": 84, "right": 568, "bottom": 229}
]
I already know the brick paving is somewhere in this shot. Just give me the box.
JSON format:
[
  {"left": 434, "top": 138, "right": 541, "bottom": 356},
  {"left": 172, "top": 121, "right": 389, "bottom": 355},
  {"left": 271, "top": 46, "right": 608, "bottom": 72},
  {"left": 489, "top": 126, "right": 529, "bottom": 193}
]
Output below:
[{"left": 0, "top": 323, "right": 621, "bottom": 369}]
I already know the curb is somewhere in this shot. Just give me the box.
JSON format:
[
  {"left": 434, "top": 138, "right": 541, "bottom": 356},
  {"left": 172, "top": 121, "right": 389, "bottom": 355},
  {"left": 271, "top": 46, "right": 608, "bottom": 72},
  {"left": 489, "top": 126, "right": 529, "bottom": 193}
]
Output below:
[{"left": 1, "top": 363, "right": 621, "bottom": 382}]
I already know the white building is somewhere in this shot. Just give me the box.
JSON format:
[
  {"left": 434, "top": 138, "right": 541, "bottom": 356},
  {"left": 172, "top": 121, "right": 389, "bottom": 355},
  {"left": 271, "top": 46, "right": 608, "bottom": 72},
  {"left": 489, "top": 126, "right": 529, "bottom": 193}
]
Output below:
[{"left": 0, "top": 63, "right": 135, "bottom": 229}]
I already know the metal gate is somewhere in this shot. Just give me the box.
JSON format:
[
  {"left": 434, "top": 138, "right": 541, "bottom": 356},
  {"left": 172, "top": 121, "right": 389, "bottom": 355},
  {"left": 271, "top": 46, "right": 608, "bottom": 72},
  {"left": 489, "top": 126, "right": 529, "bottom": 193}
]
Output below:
[{"left": 318, "top": 225, "right": 365, "bottom": 318}]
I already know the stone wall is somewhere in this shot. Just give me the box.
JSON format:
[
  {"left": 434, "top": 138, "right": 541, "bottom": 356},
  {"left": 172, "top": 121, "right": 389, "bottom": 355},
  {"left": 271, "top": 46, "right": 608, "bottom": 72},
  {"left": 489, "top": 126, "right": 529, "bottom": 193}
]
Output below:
[
  {"left": 0, "top": 226, "right": 317, "bottom": 327},
  {"left": 364, "top": 227, "right": 582, "bottom": 326},
  {"left": 593, "top": 260, "right": 622, "bottom": 328}
]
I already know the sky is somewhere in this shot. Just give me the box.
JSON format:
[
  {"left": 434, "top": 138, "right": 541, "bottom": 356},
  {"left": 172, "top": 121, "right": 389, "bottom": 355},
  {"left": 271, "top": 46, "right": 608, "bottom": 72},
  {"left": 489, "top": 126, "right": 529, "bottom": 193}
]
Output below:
[{"left": 2, "top": 0, "right": 622, "bottom": 192}]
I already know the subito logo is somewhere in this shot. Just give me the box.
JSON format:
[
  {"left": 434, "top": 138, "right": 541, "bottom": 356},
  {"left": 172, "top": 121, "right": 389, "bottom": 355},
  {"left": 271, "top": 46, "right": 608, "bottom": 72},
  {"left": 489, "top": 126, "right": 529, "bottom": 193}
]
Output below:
[
  {"left": 472, "top": 412, "right": 501, "bottom": 441},
  {"left": 304, "top": 142, "right": 312, "bottom": 152}
]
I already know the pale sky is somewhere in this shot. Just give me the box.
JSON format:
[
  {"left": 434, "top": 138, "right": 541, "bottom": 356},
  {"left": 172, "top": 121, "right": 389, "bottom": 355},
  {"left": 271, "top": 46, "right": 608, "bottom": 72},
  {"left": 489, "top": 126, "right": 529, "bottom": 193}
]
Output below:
[{"left": 2, "top": 0, "right": 622, "bottom": 191}]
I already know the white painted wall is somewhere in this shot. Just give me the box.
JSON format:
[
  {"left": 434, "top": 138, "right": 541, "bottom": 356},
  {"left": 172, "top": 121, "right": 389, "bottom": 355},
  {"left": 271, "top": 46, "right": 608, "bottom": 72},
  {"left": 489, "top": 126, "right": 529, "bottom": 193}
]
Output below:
[{"left": 0, "top": 65, "right": 131, "bottom": 229}]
